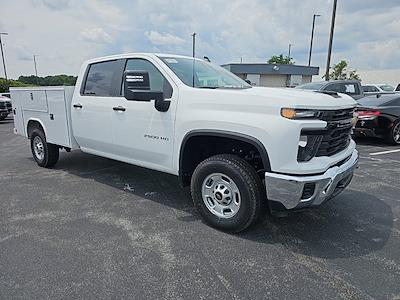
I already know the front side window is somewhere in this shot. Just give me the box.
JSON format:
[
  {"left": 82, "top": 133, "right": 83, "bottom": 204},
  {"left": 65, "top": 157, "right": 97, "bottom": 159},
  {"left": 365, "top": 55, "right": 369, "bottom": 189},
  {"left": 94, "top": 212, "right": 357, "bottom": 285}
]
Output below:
[
  {"left": 124, "top": 58, "right": 172, "bottom": 98},
  {"left": 83, "top": 60, "right": 119, "bottom": 96},
  {"left": 159, "top": 56, "right": 251, "bottom": 89}
]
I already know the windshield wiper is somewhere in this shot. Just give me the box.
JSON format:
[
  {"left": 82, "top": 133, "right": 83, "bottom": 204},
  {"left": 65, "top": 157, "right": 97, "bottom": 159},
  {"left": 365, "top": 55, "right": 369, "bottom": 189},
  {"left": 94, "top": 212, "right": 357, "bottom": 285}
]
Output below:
[{"left": 197, "top": 86, "right": 219, "bottom": 89}]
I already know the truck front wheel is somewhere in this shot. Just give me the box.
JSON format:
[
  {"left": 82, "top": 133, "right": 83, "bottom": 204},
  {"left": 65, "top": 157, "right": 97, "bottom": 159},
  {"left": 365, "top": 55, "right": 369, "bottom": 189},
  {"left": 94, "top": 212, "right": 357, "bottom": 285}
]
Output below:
[
  {"left": 30, "top": 129, "right": 59, "bottom": 168},
  {"left": 191, "top": 154, "right": 263, "bottom": 233}
]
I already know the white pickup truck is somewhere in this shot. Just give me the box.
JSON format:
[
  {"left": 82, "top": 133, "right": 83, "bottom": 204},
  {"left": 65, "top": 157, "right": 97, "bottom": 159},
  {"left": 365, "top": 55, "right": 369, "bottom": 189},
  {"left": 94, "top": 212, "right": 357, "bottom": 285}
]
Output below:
[{"left": 11, "top": 53, "right": 358, "bottom": 232}]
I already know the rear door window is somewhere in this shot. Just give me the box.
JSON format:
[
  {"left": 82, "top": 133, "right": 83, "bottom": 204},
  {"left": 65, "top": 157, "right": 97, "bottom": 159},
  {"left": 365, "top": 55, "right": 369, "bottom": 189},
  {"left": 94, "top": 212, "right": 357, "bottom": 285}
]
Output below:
[{"left": 83, "top": 60, "right": 120, "bottom": 96}]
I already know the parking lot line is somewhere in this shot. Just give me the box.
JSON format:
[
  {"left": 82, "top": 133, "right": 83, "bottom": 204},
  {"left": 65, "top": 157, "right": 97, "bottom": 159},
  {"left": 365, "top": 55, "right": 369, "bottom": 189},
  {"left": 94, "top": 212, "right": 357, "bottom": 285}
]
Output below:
[{"left": 370, "top": 149, "right": 400, "bottom": 156}]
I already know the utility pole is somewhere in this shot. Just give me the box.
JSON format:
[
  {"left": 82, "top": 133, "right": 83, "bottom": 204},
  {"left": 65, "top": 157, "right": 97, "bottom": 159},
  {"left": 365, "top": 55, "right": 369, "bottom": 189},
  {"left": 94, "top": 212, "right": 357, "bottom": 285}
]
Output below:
[
  {"left": 288, "top": 43, "right": 294, "bottom": 62},
  {"left": 191, "top": 32, "right": 196, "bottom": 58},
  {"left": 325, "top": 0, "right": 338, "bottom": 81},
  {"left": 308, "top": 14, "right": 321, "bottom": 66},
  {"left": 0, "top": 32, "right": 8, "bottom": 80},
  {"left": 191, "top": 33, "right": 196, "bottom": 87},
  {"left": 33, "top": 54, "right": 39, "bottom": 84}
]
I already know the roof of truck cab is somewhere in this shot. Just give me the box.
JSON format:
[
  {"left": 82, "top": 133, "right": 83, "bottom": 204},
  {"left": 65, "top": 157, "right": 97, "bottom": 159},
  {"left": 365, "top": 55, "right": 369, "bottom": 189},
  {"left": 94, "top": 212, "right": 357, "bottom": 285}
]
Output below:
[{"left": 85, "top": 53, "right": 201, "bottom": 64}]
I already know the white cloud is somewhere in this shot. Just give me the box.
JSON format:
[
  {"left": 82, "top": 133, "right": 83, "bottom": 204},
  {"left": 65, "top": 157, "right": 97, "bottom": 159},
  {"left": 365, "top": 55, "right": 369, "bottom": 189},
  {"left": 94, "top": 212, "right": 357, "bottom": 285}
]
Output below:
[
  {"left": 145, "top": 31, "right": 185, "bottom": 46},
  {"left": 15, "top": 45, "right": 32, "bottom": 61},
  {"left": 41, "top": 0, "right": 71, "bottom": 10},
  {"left": 1, "top": 0, "right": 400, "bottom": 78},
  {"left": 80, "top": 27, "right": 112, "bottom": 44}
]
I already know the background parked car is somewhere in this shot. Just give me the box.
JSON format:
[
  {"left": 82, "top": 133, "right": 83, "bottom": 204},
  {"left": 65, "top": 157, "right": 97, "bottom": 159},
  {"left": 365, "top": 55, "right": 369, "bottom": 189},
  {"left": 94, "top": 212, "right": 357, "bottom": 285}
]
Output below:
[
  {"left": 354, "top": 94, "right": 400, "bottom": 145},
  {"left": 295, "top": 80, "right": 364, "bottom": 100},
  {"left": 362, "top": 84, "right": 396, "bottom": 95},
  {"left": 0, "top": 95, "right": 12, "bottom": 121},
  {"left": 0, "top": 93, "right": 11, "bottom": 99}
]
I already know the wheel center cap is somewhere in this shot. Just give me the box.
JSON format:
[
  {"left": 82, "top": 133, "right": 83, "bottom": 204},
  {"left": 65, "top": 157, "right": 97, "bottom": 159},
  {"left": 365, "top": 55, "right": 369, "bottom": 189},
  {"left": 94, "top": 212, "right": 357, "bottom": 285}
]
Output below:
[{"left": 215, "top": 192, "right": 223, "bottom": 201}]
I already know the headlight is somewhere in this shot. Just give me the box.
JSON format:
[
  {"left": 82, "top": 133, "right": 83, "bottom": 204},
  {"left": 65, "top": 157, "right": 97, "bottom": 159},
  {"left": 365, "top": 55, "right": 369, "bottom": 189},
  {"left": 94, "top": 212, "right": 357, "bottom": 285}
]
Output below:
[{"left": 281, "top": 108, "right": 321, "bottom": 120}]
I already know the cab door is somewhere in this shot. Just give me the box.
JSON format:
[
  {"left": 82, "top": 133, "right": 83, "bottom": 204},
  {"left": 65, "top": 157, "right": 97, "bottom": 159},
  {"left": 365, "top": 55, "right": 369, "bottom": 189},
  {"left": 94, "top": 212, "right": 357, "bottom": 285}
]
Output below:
[
  {"left": 111, "top": 57, "right": 177, "bottom": 172},
  {"left": 71, "top": 59, "right": 124, "bottom": 155}
]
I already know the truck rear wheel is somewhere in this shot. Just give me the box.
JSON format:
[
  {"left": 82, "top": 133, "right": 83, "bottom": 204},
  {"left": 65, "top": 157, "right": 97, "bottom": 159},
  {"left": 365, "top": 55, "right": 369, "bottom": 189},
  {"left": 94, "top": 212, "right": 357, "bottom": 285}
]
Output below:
[
  {"left": 190, "top": 154, "right": 263, "bottom": 233},
  {"left": 30, "top": 129, "right": 59, "bottom": 168}
]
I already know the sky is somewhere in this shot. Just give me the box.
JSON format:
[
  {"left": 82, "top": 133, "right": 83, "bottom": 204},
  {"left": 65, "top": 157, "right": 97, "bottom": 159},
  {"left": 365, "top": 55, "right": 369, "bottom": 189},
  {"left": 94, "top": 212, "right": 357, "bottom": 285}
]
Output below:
[{"left": 0, "top": 0, "right": 400, "bottom": 79}]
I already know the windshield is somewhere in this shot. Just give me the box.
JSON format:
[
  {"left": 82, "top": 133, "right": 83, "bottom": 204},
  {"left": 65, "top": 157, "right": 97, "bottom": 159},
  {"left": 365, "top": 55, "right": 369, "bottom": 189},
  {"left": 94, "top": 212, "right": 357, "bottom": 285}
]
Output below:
[
  {"left": 159, "top": 57, "right": 251, "bottom": 89},
  {"left": 295, "top": 82, "right": 324, "bottom": 90},
  {"left": 379, "top": 85, "right": 394, "bottom": 92}
]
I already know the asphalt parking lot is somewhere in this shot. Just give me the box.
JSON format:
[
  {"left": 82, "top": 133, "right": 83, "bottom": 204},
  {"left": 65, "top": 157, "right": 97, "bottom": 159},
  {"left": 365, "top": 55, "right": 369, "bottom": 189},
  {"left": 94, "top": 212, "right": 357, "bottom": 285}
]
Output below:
[{"left": 1, "top": 116, "right": 400, "bottom": 300}]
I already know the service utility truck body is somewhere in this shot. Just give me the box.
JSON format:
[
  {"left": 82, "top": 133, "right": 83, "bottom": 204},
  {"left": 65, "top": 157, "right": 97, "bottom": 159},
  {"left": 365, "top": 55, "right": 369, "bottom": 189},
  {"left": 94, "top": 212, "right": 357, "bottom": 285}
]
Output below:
[{"left": 11, "top": 53, "right": 358, "bottom": 232}]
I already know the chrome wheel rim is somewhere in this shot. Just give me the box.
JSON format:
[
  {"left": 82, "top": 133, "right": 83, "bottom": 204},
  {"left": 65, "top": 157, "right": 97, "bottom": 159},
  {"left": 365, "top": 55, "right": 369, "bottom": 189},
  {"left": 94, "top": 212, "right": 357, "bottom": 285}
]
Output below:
[
  {"left": 33, "top": 136, "right": 45, "bottom": 160},
  {"left": 393, "top": 123, "right": 400, "bottom": 143},
  {"left": 201, "top": 173, "right": 241, "bottom": 219}
]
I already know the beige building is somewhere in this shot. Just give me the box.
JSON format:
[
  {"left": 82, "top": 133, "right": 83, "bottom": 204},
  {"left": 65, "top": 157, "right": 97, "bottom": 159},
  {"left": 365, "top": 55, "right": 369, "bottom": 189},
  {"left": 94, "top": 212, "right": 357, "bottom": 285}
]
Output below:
[{"left": 222, "top": 63, "right": 319, "bottom": 88}]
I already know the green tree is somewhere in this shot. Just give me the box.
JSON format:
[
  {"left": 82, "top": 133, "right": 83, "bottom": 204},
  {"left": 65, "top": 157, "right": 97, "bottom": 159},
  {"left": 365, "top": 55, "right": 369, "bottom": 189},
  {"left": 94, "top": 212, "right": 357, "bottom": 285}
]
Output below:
[
  {"left": 18, "top": 74, "right": 77, "bottom": 86},
  {"left": 0, "top": 78, "right": 33, "bottom": 93},
  {"left": 327, "top": 60, "right": 361, "bottom": 81},
  {"left": 267, "top": 54, "right": 294, "bottom": 64}
]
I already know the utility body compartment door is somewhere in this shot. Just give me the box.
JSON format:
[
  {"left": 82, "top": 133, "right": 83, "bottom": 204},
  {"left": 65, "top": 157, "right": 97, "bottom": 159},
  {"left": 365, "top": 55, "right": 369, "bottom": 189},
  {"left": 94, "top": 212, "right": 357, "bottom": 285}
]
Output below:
[
  {"left": 10, "top": 87, "right": 74, "bottom": 148},
  {"left": 45, "top": 89, "right": 70, "bottom": 147}
]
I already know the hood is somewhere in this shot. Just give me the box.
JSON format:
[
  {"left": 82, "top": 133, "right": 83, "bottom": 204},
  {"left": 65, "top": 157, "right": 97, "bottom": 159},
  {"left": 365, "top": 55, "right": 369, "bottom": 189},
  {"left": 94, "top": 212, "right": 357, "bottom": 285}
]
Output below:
[{"left": 238, "top": 87, "right": 357, "bottom": 110}]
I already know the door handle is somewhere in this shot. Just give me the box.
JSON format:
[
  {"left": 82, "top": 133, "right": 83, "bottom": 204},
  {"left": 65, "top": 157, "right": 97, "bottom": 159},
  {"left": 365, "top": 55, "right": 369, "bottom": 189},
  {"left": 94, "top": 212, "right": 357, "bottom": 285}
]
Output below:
[
  {"left": 113, "top": 106, "right": 126, "bottom": 112},
  {"left": 73, "top": 103, "right": 83, "bottom": 109}
]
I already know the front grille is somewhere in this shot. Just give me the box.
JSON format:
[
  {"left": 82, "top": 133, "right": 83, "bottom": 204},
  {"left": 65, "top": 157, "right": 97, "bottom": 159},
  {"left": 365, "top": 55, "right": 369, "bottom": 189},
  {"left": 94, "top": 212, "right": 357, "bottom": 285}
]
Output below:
[
  {"left": 0, "top": 102, "right": 6, "bottom": 109},
  {"left": 316, "top": 109, "right": 354, "bottom": 157}
]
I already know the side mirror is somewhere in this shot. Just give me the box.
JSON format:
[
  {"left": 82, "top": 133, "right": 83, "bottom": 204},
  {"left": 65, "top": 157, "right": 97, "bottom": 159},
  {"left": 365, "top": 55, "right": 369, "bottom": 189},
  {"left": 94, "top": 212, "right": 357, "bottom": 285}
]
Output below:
[{"left": 123, "top": 70, "right": 171, "bottom": 112}]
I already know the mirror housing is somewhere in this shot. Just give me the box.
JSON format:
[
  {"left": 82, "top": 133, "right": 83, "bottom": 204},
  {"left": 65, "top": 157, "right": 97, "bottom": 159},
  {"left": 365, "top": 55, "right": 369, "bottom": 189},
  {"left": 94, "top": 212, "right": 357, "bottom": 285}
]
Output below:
[{"left": 123, "top": 70, "right": 171, "bottom": 112}]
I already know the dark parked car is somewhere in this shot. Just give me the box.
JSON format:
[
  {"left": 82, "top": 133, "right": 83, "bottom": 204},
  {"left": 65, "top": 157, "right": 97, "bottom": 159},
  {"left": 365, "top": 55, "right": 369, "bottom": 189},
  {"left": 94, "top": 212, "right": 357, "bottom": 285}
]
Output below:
[
  {"left": 354, "top": 94, "right": 400, "bottom": 144},
  {"left": 296, "top": 80, "right": 364, "bottom": 100},
  {"left": 0, "top": 95, "right": 12, "bottom": 121}
]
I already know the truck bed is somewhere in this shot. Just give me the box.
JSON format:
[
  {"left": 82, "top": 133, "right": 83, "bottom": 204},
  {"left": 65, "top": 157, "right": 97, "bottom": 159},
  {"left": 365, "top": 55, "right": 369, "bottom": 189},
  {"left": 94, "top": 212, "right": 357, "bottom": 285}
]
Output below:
[{"left": 10, "top": 86, "right": 79, "bottom": 149}]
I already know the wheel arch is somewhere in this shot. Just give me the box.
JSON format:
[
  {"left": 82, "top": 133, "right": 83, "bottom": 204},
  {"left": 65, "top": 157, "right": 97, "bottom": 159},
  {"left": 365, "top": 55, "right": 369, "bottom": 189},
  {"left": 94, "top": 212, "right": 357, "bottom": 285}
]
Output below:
[
  {"left": 27, "top": 118, "right": 47, "bottom": 139},
  {"left": 178, "top": 129, "right": 271, "bottom": 186}
]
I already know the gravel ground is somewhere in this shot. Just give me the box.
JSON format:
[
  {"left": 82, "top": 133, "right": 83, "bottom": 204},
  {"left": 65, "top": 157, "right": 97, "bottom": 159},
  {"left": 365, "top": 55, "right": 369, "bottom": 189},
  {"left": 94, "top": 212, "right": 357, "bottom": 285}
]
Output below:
[{"left": 1, "top": 116, "right": 399, "bottom": 300}]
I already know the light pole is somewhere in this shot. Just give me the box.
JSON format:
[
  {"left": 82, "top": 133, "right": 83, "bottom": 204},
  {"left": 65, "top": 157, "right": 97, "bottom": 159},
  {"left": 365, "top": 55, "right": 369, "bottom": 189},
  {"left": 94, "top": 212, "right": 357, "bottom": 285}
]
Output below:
[
  {"left": 308, "top": 14, "right": 321, "bottom": 66},
  {"left": 33, "top": 54, "right": 39, "bottom": 85},
  {"left": 33, "top": 55, "right": 38, "bottom": 77},
  {"left": 191, "top": 33, "right": 196, "bottom": 87},
  {"left": 288, "top": 43, "right": 294, "bottom": 63},
  {"left": 0, "top": 32, "right": 8, "bottom": 80},
  {"left": 325, "top": 0, "right": 338, "bottom": 81},
  {"left": 191, "top": 32, "right": 196, "bottom": 58}
]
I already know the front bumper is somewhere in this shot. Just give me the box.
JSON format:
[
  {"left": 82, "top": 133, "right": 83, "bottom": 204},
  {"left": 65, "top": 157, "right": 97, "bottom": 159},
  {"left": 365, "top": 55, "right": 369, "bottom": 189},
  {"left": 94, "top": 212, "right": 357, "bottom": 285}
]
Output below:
[{"left": 265, "top": 149, "right": 358, "bottom": 209}]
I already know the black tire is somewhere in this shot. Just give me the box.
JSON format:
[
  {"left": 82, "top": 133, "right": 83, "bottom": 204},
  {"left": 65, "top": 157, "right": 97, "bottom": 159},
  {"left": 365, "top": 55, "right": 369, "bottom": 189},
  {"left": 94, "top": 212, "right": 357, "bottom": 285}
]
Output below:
[
  {"left": 30, "top": 128, "right": 59, "bottom": 168},
  {"left": 386, "top": 120, "right": 400, "bottom": 145},
  {"left": 191, "top": 154, "right": 264, "bottom": 233}
]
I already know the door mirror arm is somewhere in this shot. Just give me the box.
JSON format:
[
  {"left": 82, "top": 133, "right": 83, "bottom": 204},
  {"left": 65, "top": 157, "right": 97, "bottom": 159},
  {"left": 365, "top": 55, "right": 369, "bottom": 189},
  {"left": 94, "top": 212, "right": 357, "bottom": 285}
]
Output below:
[{"left": 154, "top": 98, "right": 171, "bottom": 112}]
